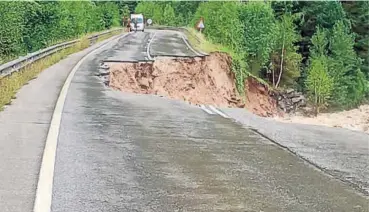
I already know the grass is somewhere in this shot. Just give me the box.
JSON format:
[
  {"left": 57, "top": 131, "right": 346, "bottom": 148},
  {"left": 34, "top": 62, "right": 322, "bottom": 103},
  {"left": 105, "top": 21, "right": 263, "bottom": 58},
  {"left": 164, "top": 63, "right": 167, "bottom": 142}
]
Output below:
[
  {"left": 184, "top": 27, "right": 226, "bottom": 54},
  {"left": 0, "top": 29, "right": 123, "bottom": 110}
]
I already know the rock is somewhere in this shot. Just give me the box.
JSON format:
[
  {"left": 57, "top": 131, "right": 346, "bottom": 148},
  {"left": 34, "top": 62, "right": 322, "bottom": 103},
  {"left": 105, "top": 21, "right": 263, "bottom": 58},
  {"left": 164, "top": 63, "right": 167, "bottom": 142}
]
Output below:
[
  {"left": 278, "top": 101, "right": 286, "bottom": 108},
  {"left": 297, "top": 99, "right": 307, "bottom": 107},
  {"left": 286, "top": 88, "right": 294, "bottom": 94},
  {"left": 287, "top": 92, "right": 296, "bottom": 98},
  {"left": 294, "top": 92, "right": 303, "bottom": 97},
  {"left": 292, "top": 96, "right": 302, "bottom": 103}
]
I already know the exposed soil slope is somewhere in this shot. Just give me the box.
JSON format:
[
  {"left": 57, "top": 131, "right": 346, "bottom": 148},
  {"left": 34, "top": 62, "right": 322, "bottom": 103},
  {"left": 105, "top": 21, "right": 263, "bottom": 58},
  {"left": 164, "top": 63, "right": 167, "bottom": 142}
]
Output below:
[{"left": 108, "top": 53, "right": 280, "bottom": 117}]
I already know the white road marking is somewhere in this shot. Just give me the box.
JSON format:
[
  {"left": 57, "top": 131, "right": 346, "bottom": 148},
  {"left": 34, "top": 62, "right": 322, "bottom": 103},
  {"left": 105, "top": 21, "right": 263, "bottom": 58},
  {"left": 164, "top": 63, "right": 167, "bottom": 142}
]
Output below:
[
  {"left": 208, "top": 105, "right": 230, "bottom": 118},
  {"left": 33, "top": 33, "right": 130, "bottom": 212},
  {"left": 200, "top": 104, "right": 215, "bottom": 115},
  {"left": 180, "top": 34, "right": 202, "bottom": 56},
  {"left": 147, "top": 32, "right": 156, "bottom": 61}
]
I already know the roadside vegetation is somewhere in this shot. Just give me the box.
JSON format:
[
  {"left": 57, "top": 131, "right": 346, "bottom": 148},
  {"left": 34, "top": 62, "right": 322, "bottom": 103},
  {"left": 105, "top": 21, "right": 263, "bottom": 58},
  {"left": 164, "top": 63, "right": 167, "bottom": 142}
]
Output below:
[
  {"left": 0, "top": 1, "right": 127, "bottom": 110},
  {"left": 135, "top": 1, "right": 369, "bottom": 114},
  {"left": 0, "top": 1, "right": 127, "bottom": 64}
]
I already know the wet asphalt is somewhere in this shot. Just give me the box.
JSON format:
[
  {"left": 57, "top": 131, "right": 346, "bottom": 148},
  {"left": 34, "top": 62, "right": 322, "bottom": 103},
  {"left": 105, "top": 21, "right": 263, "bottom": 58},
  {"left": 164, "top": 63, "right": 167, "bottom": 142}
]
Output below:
[
  {"left": 0, "top": 35, "right": 122, "bottom": 212},
  {"left": 149, "top": 30, "right": 198, "bottom": 58},
  {"left": 51, "top": 30, "right": 369, "bottom": 212}
]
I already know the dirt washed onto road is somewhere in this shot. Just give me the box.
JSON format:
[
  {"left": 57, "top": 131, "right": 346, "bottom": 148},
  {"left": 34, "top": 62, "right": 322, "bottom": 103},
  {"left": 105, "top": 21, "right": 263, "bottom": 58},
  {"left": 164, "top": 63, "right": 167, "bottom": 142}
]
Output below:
[
  {"left": 107, "top": 53, "right": 280, "bottom": 117},
  {"left": 273, "top": 104, "right": 369, "bottom": 134}
]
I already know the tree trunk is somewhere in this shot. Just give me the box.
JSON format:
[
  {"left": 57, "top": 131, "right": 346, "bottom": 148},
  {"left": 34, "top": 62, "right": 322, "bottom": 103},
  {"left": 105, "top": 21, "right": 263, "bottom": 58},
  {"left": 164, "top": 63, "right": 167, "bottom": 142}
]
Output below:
[
  {"left": 275, "top": 39, "right": 285, "bottom": 88},
  {"left": 272, "top": 68, "right": 275, "bottom": 87}
]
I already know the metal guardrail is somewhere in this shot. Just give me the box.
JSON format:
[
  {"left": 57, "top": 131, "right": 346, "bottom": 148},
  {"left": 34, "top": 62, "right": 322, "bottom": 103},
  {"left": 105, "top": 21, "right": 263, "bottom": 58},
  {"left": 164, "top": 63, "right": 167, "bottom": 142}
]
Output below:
[{"left": 0, "top": 28, "right": 123, "bottom": 78}]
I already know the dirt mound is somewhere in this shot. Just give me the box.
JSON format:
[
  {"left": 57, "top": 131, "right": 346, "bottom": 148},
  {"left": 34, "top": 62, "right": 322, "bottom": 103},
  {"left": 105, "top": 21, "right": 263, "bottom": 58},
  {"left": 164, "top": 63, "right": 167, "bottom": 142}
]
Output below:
[
  {"left": 108, "top": 53, "right": 280, "bottom": 117},
  {"left": 245, "top": 78, "right": 282, "bottom": 117}
]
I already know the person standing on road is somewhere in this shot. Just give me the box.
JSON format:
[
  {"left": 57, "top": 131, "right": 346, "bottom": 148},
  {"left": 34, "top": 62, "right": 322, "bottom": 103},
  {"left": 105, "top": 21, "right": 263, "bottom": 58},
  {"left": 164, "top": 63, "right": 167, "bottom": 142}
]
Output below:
[
  {"left": 133, "top": 18, "right": 138, "bottom": 32},
  {"left": 126, "top": 18, "right": 131, "bottom": 32}
]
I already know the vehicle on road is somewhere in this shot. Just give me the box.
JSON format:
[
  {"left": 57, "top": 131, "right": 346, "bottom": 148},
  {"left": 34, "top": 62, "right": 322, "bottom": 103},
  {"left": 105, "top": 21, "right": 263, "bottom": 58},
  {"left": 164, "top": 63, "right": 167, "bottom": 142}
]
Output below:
[{"left": 130, "top": 14, "right": 144, "bottom": 32}]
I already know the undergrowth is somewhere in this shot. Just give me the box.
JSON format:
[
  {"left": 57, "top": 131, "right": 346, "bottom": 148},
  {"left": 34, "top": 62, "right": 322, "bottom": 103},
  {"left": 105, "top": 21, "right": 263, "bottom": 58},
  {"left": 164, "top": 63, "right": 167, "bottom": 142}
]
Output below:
[{"left": 0, "top": 30, "right": 122, "bottom": 110}]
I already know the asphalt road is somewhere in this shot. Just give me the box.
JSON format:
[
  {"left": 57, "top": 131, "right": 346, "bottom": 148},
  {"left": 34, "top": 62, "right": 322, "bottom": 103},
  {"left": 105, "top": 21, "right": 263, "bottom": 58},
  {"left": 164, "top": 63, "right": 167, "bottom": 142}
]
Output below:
[
  {"left": 0, "top": 35, "right": 122, "bottom": 212},
  {"left": 0, "top": 30, "right": 368, "bottom": 212},
  {"left": 51, "top": 30, "right": 368, "bottom": 211}
]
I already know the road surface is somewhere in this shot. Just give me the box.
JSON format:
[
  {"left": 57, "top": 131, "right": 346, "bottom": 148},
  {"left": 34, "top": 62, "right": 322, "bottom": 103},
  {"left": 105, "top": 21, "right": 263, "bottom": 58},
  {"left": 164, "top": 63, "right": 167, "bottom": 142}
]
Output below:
[{"left": 0, "top": 29, "right": 368, "bottom": 212}]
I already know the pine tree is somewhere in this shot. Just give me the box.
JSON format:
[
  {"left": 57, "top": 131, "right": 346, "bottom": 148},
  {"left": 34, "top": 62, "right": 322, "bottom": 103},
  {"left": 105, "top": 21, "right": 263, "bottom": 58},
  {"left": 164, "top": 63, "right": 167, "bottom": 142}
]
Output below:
[{"left": 328, "top": 20, "right": 365, "bottom": 108}]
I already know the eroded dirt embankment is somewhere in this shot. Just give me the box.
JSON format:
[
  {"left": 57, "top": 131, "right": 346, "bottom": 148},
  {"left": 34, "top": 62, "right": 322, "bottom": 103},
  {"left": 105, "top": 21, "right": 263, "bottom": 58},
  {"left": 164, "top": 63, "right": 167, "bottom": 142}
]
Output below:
[{"left": 107, "top": 53, "right": 280, "bottom": 117}]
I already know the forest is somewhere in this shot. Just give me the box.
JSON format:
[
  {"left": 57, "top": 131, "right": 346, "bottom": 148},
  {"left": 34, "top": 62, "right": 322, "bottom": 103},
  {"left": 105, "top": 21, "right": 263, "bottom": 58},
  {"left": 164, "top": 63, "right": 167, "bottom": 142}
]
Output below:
[
  {"left": 0, "top": 1, "right": 368, "bottom": 111},
  {"left": 0, "top": 1, "right": 134, "bottom": 63}
]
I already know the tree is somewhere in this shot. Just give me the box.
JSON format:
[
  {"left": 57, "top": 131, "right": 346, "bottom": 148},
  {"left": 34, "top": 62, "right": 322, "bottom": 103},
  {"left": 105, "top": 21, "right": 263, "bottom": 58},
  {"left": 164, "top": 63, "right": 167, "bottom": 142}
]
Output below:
[
  {"left": 172, "top": 1, "right": 200, "bottom": 26},
  {"left": 297, "top": 1, "right": 348, "bottom": 67},
  {"left": 152, "top": 4, "right": 164, "bottom": 25},
  {"left": 271, "top": 13, "right": 302, "bottom": 88},
  {"left": 328, "top": 20, "right": 366, "bottom": 108},
  {"left": 305, "top": 27, "right": 334, "bottom": 114},
  {"left": 163, "top": 4, "right": 176, "bottom": 26},
  {"left": 305, "top": 55, "right": 333, "bottom": 115},
  {"left": 342, "top": 1, "right": 369, "bottom": 80}
]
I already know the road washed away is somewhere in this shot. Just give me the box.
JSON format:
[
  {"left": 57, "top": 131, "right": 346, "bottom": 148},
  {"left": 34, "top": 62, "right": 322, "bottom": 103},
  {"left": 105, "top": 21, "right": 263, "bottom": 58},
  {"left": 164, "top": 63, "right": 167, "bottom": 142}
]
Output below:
[{"left": 104, "top": 52, "right": 281, "bottom": 118}]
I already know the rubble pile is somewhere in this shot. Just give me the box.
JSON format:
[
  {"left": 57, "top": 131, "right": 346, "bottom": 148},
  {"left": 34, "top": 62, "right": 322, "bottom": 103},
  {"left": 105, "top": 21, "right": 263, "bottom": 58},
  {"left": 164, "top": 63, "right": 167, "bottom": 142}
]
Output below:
[{"left": 275, "top": 89, "right": 306, "bottom": 113}]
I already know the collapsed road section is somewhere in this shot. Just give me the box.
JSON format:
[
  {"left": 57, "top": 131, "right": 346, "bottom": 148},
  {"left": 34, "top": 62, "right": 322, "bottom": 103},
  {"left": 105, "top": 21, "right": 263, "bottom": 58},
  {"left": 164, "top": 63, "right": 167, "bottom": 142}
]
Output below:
[{"left": 99, "top": 52, "right": 281, "bottom": 117}]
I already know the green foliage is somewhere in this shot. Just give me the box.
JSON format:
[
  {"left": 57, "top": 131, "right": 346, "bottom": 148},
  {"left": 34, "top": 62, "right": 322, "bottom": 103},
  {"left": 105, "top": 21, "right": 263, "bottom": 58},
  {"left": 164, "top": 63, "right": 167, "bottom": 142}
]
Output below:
[
  {"left": 305, "top": 55, "right": 333, "bottom": 114},
  {"left": 191, "top": 2, "right": 243, "bottom": 51},
  {"left": 238, "top": 2, "right": 277, "bottom": 74},
  {"left": 300, "top": 1, "right": 347, "bottom": 34},
  {"left": 231, "top": 51, "right": 249, "bottom": 94},
  {"left": 297, "top": 1, "right": 348, "bottom": 69},
  {"left": 272, "top": 1, "right": 299, "bottom": 18},
  {"left": 135, "top": 2, "right": 164, "bottom": 25},
  {"left": 163, "top": 4, "right": 176, "bottom": 26},
  {"left": 342, "top": 1, "right": 369, "bottom": 79},
  {"left": 0, "top": 2, "right": 28, "bottom": 58},
  {"left": 0, "top": 1, "right": 121, "bottom": 63},
  {"left": 310, "top": 27, "right": 329, "bottom": 58},
  {"left": 328, "top": 21, "right": 366, "bottom": 108},
  {"left": 172, "top": 1, "right": 200, "bottom": 26}
]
